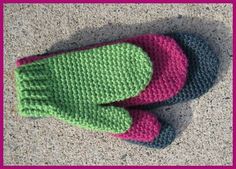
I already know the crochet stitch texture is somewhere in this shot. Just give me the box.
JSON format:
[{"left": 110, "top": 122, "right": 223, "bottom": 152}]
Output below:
[
  {"left": 166, "top": 33, "right": 219, "bottom": 104},
  {"left": 15, "top": 43, "right": 153, "bottom": 134},
  {"left": 146, "top": 33, "right": 219, "bottom": 108},
  {"left": 128, "top": 120, "right": 176, "bottom": 149},
  {"left": 113, "top": 110, "right": 161, "bottom": 142},
  {"left": 16, "top": 34, "right": 188, "bottom": 106},
  {"left": 127, "top": 33, "right": 220, "bottom": 148}
]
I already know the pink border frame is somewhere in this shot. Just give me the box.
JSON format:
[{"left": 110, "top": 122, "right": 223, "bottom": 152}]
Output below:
[{"left": 1, "top": 0, "right": 234, "bottom": 167}]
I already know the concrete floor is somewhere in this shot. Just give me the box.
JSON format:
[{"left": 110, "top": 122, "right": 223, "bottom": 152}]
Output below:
[{"left": 4, "top": 4, "right": 232, "bottom": 165}]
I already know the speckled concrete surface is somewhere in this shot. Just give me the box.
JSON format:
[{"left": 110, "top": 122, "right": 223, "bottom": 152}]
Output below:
[{"left": 4, "top": 4, "right": 232, "bottom": 165}]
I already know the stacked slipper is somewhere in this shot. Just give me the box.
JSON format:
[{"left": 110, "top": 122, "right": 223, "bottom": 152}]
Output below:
[{"left": 15, "top": 33, "right": 219, "bottom": 149}]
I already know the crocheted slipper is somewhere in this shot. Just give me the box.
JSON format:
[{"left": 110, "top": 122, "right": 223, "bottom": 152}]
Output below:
[
  {"left": 16, "top": 43, "right": 163, "bottom": 142},
  {"left": 146, "top": 33, "right": 219, "bottom": 108},
  {"left": 128, "top": 119, "right": 176, "bottom": 149},
  {"left": 16, "top": 34, "right": 188, "bottom": 106},
  {"left": 15, "top": 43, "right": 153, "bottom": 134}
]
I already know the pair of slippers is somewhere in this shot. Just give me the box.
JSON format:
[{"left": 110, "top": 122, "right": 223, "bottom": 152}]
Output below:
[{"left": 15, "top": 33, "right": 219, "bottom": 149}]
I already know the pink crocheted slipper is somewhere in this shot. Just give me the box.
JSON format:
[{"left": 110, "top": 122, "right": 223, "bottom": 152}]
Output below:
[{"left": 16, "top": 34, "right": 188, "bottom": 106}]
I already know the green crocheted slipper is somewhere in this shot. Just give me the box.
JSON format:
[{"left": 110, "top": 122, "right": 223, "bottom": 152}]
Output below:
[{"left": 15, "top": 43, "right": 153, "bottom": 133}]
